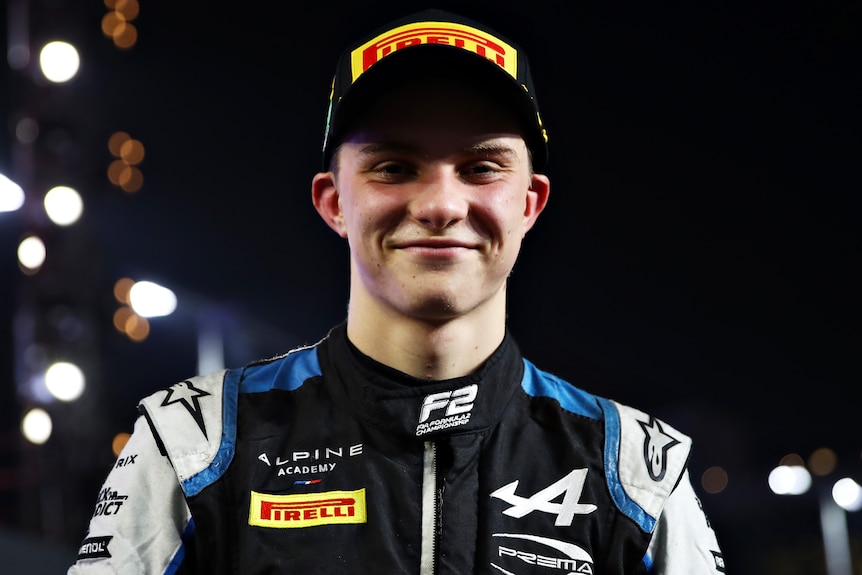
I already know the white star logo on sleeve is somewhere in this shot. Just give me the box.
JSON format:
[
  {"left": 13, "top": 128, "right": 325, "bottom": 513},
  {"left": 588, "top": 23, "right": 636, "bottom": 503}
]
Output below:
[
  {"left": 160, "top": 380, "right": 212, "bottom": 438},
  {"left": 638, "top": 417, "right": 680, "bottom": 481}
]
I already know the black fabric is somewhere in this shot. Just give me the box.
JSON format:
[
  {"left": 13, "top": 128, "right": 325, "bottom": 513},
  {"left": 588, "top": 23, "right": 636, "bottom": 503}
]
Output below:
[{"left": 180, "top": 324, "right": 654, "bottom": 574}]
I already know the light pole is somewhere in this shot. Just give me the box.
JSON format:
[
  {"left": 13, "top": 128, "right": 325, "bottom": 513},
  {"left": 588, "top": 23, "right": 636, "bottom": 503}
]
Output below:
[{"left": 769, "top": 462, "right": 859, "bottom": 575}]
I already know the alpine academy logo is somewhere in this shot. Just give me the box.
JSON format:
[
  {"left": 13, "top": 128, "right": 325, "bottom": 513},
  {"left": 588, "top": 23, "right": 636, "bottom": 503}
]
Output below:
[
  {"left": 415, "top": 383, "right": 477, "bottom": 436},
  {"left": 248, "top": 489, "right": 367, "bottom": 528}
]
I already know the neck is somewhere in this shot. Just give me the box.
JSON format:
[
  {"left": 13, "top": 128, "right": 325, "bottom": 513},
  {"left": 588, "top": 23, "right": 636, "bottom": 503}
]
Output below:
[{"left": 345, "top": 292, "right": 507, "bottom": 381}]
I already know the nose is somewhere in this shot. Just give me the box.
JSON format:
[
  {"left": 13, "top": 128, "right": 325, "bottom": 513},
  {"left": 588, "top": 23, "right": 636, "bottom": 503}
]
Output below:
[{"left": 408, "top": 170, "right": 468, "bottom": 230}]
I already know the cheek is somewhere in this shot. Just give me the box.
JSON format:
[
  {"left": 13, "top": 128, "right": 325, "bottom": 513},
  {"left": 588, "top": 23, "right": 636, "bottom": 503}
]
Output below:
[
  {"left": 484, "top": 192, "right": 528, "bottom": 234},
  {"left": 344, "top": 194, "right": 400, "bottom": 239}
]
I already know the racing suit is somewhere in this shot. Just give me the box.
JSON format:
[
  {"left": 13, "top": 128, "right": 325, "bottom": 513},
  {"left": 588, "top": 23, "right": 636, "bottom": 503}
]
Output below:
[{"left": 68, "top": 323, "right": 725, "bottom": 574}]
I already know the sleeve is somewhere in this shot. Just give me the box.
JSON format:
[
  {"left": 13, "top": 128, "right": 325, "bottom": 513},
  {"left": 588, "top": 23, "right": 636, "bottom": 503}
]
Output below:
[
  {"left": 67, "top": 413, "right": 193, "bottom": 575},
  {"left": 646, "top": 469, "right": 726, "bottom": 574}
]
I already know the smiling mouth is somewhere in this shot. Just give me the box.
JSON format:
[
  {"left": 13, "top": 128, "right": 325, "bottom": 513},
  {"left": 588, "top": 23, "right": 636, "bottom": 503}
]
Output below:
[
  {"left": 393, "top": 235, "right": 477, "bottom": 249},
  {"left": 399, "top": 244, "right": 472, "bottom": 259}
]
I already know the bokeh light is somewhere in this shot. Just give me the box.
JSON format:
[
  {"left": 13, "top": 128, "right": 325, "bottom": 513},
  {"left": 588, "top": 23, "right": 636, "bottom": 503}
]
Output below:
[
  {"left": 44, "top": 185, "right": 83, "bottom": 226},
  {"left": 0, "top": 173, "right": 25, "bottom": 212},
  {"left": 112, "top": 432, "right": 131, "bottom": 457},
  {"left": 44, "top": 361, "right": 86, "bottom": 402},
  {"left": 39, "top": 41, "right": 80, "bottom": 83},
  {"left": 701, "top": 466, "right": 729, "bottom": 494},
  {"left": 17, "top": 235, "right": 46, "bottom": 272},
  {"left": 129, "top": 280, "right": 177, "bottom": 318},
  {"left": 768, "top": 465, "right": 812, "bottom": 496},
  {"left": 833, "top": 478, "right": 862, "bottom": 512},
  {"left": 21, "top": 408, "right": 53, "bottom": 445},
  {"left": 809, "top": 447, "right": 838, "bottom": 476}
]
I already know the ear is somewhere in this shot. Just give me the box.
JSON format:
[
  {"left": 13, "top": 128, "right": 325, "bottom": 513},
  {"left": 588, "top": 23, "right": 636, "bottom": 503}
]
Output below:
[
  {"left": 312, "top": 171, "right": 348, "bottom": 238},
  {"left": 522, "top": 173, "right": 550, "bottom": 234}
]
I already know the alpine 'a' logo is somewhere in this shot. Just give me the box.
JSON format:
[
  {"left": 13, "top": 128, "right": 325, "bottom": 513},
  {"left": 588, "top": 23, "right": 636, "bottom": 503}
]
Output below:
[
  {"left": 490, "top": 469, "right": 597, "bottom": 527},
  {"left": 638, "top": 417, "right": 680, "bottom": 481},
  {"left": 415, "top": 383, "right": 477, "bottom": 436}
]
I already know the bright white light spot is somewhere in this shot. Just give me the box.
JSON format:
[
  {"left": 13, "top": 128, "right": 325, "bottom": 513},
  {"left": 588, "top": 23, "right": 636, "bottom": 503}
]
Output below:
[
  {"left": 130, "top": 281, "right": 177, "bottom": 318},
  {"left": 18, "top": 236, "right": 47, "bottom": 270},
  {"left": 44, "top": 185, "right": 83, "bottom": 226},
  {"left": 833, "top": 477, "right": 862, "bottom": 511},
  {"left": 45, "top": 361, "right": 85, "bottom": 401},
  {"left": 768, "top": 465, "right": 811, "bottom": 495},
  {"left": 0, "top": 173, "right": 25, "bottom": 212},
  {"left": 39, "top": 41, "right": 80, "bottom": 83},
  {"left": 21, "top": 408, "right": 52, "bottom": 444}
]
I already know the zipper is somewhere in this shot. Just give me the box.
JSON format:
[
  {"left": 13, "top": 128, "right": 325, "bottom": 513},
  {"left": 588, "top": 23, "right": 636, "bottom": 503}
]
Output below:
[{"left": 420, "top": 441, "right": 437, "bottom": 574}]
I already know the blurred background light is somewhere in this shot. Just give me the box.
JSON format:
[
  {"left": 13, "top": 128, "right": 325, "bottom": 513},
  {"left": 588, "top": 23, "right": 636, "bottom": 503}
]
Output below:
[
  {"left": 44, "top": 185, "right": 83, "bottom": 226},
  {"left": 832, "top": 477, "right": 862, "bottom": 512},
  {"left": 15, "top": 116, "right": 39, "bottom": 144},
  {"left": 113, "top": 277, "right": 134, "bottom": 304},
  {"left": 101, "top": 0, "right": 140, "bottom": 49},
  {"left": 17, "top": 235, "right": 47, "bottom": 272},
  {"left": 129, "top": 280, "right": 177, "bottom": 318},
  {"left": 112, "top": 432, "right": 131, "bottom": 458},
  {"left": 0, "top": 173, "right": 25, "bottom": 212},
  {"left": 809, "top": 447, "right": 838, "bottom": 476},
  {"left": 107, "top": 132, "right": 145, "bottom": 192},
  {"left": 44, "top": 361, "right": 86, "bottom": 402},
  {"left": 21, "top": 408, "right": 53, "bottom": 445},
  {"left": 701, "top": 465, "right": 729, "bottom": 494},
  {"left": 768, "top": 464, "right": 812, "bottom": 495},
  {"left": 38, "top": 41, "right": 80, "bottom": 83}
]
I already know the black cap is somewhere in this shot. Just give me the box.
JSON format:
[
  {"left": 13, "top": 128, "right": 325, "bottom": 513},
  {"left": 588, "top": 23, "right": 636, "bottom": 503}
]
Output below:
[{"left": 321, "top": 9, "right": 548, "bottom": 170}]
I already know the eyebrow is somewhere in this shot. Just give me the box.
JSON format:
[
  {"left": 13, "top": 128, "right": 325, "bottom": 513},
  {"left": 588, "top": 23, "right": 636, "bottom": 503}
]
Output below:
[
  {"left": 464, "top": 142, "right": 519, "bottom": 159},
  {"left": 357, "top": 141, "right": 521, "bottom": 159},
  {"left": 357, "top": 143, "right": 414, "bottom": 157}
]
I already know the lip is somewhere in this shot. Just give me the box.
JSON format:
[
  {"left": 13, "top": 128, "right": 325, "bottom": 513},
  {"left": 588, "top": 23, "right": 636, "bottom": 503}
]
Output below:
[{"left": 393, "top": 239, "right": 477, "bottom": 258}]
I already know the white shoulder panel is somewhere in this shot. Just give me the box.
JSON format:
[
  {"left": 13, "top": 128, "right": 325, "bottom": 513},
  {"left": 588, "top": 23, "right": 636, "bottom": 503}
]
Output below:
[
  {"left": 138, "top": 370, "right": 227, "bottom": 485},
  {"left": 613, "top": 400, "right": 692, "bottom": 522}
]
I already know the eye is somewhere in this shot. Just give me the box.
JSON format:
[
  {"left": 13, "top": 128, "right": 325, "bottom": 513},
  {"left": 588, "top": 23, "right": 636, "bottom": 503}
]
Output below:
[
  {"left": 461, "top": 161, "right": 503, "bottom": 181},
  {"left": 464, "top": 163, "right": 494, "bottom": 174},
  {"left": 377, "top": 162, "right": 407, "bottom": 175},
  {"left": 370, "top": 161, "right": 416, "bottom": 181}
]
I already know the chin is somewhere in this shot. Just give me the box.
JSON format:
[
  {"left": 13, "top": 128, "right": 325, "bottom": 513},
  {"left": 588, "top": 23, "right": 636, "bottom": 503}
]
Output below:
[{"left": 401, "top": 294, "right": 466, "bottom": 320}]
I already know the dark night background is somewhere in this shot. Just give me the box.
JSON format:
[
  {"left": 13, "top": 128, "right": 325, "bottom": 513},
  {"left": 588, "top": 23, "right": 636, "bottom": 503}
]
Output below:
[{"left": 0, "top": 1, "right": 859, "bottom": 573}]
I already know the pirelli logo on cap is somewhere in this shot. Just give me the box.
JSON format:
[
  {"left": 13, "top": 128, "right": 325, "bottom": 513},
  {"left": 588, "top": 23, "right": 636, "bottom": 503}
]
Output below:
[
  {"left": 249, "top": 489, "right": 367, "bottom": 528},
  {"left": 350, "top": 20, "right": 519, "bottom": 83}
]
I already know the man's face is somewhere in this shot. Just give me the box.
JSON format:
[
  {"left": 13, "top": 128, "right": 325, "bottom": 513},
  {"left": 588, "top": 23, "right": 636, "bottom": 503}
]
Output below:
[{"left": 316, "top": 77, "right": 549, "bottom": 324}]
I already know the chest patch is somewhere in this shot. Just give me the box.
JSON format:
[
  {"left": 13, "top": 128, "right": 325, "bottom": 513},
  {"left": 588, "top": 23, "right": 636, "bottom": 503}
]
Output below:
[{"left": 248, "top": 489, "right": 367, "bottom": 528}]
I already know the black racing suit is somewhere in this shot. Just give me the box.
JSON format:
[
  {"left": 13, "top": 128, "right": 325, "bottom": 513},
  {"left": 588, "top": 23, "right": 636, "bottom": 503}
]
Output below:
[{"left": 69, "top": 323, "right": 725, "bottom": 574}]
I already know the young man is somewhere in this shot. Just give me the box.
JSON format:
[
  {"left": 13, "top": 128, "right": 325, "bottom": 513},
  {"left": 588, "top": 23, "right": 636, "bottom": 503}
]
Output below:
[{"left": 69, "top": 9, "right": 724, "bottom": 574}]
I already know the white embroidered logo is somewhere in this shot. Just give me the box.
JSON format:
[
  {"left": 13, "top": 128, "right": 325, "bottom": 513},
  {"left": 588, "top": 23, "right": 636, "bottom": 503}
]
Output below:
[
  {"left": 490, "top": 469, "right": 597, "bottom": 526},
  {"left": 415, "top": 383, "right": 477, "bottom": 436}
]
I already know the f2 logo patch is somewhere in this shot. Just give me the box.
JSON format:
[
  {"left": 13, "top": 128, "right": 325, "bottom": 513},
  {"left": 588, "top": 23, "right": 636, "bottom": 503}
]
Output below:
[{"left": 419, "top": 384, "right": 478, "bottom": 423}]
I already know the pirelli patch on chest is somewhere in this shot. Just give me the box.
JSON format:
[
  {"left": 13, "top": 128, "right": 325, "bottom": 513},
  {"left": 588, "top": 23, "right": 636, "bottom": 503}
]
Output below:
[{"left": 248, "top": 489, "right": 367, "bottom": 528}]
